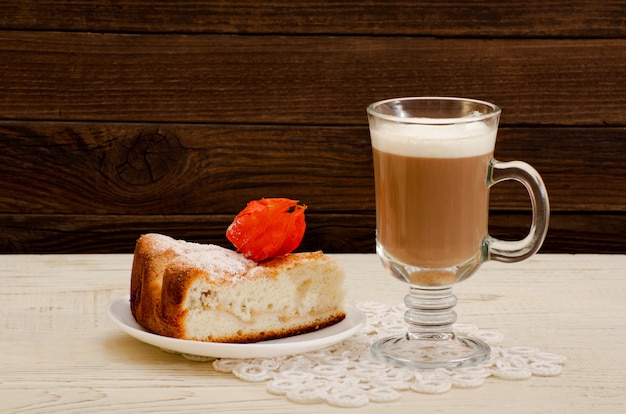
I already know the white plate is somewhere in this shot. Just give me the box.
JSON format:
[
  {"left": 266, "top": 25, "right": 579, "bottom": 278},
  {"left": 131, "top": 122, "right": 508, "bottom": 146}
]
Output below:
[{"left": 107, "top": 297, "right": 366, "bottom": 359}]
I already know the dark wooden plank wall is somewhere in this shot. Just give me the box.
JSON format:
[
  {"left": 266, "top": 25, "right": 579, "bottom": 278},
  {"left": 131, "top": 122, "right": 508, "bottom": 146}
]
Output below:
[{"left": 1, "top": 1, "right": 625, "bottom": 254}]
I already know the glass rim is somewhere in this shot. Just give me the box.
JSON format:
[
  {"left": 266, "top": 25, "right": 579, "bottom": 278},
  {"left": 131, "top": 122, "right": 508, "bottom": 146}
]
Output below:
[{"left": 367, "top": 96, "right": 501, "bottom": 125}]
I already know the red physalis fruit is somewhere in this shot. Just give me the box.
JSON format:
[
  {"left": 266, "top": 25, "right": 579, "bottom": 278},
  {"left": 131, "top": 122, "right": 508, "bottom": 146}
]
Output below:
[{"left": 226, "top": 198, "right": 307, "bottom": 262}]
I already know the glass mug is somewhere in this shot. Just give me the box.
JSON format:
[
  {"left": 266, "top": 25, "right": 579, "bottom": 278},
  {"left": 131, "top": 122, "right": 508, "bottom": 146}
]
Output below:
[{"left": 367, "top": 97, "right": 549, "bottom": 369}]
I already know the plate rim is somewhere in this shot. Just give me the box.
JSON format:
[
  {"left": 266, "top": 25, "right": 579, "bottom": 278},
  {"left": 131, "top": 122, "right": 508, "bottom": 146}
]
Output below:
[{"left": 106, "top": 296, "right": 366, "bottom": 358}]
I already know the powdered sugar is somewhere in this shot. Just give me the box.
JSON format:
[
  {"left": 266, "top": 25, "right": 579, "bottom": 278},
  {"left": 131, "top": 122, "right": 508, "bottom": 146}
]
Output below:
[
  {"left": 145, "top": 233, "right": 255, "bottom": 279},
  {"left": 184, "top": 246, "right": 254, "bottom": 279}
]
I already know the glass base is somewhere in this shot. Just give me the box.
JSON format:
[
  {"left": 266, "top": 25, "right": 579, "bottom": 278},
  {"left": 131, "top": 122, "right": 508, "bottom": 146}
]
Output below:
[{"left": 371, "top": 333, "right": 490, "bottom": 369}]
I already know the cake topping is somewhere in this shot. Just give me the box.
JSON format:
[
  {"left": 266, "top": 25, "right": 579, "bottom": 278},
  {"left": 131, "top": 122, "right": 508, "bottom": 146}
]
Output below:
[
  {"left": 145, "top": 233, "right": 255, "bottom": 277},
  {"left": 226, "top": 198, "right": 307, "bottom": 262}
]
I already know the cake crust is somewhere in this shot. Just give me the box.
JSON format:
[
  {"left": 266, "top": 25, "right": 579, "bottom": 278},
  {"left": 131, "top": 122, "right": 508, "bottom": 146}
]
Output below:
[{"left": 130, "top": 234, "right": 346, "bottom": 343}]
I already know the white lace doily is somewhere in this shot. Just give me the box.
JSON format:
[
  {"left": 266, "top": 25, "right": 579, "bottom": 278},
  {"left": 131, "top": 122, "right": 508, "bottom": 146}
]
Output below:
[{"left": 174, "top": 302, "right": 566, "bottom": 408}]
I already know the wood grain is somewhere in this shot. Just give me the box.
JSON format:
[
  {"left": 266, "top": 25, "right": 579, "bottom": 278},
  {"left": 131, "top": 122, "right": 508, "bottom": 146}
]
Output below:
[
  {"left": 1, "top": 122, "right": 624, "bottom": 214},
  {"left": 2, "top": 1, "right": 625, "bottom": 37},
  {"left": 2, "top": 253, "right": 625, "bottom": 412},
  {"left": 1, "top": 32, "right": 625, "bottom": 125},
  {"left": 1, "top": 120, "right": 625, "bottom": 253},
  {"left": 0, "top": 122, "right": 374, "bottom": 214},
  {"left": 1, "top": 212, "right": 624, "bottom": 254},
  {"left": 1, "top": 2, "right": 624, "bottom": 254}
]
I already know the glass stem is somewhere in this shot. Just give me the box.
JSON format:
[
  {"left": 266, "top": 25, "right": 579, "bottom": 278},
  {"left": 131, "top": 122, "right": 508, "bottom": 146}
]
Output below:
[{"left": 404, "top": 286, "right": 458, "bottom": 341}]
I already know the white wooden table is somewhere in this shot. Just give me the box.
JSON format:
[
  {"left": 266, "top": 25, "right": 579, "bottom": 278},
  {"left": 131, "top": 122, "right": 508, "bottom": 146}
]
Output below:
[{"left": 1, "top": 254, "right": 625, "bottom": 413}]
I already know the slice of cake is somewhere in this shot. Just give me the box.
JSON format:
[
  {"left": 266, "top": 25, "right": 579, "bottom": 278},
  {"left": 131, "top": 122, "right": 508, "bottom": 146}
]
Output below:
[{"left": 130, "top": 233, "right": 346, "bottom": 343}]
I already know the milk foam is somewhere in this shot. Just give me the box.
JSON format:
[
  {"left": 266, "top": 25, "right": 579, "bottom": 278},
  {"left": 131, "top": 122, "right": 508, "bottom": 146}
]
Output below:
[{"left": 370, "top": 121, "right": 496, "bottom": 158}]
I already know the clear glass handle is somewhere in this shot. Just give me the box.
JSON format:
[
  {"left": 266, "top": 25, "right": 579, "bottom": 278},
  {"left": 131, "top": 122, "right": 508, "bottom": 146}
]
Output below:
[{"left": 486, "top": 160, "right": 550, "bottom": 263}]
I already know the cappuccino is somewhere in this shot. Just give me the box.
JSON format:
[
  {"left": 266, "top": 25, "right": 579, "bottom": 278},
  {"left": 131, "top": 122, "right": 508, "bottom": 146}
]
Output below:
[{"left": 370, "top": 122, "right": 496, "bottom": 269}]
